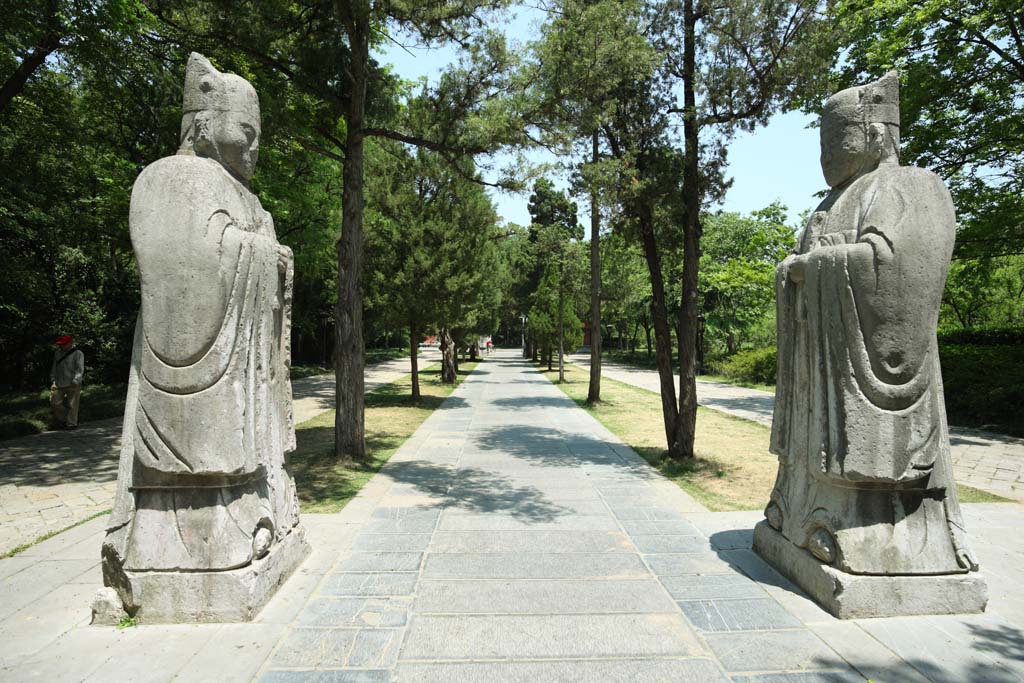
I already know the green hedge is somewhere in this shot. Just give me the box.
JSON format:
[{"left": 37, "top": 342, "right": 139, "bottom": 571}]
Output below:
[
  {"left": 938, "top": 327, "right": 1024, "bottom": 346},
  {"left": 714, "top": 347, "right": 778, "bottom": 385},
  {"left": 940, "top": 342, "right": 1024, "bottom": 436}
]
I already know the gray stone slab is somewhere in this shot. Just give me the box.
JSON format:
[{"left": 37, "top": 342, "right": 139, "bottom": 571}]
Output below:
[
  {"left": 445, "top": 498, "right": 608, "bottom": 514},
  {"left": 645, "top": 553, "right": 737, "bottom": 576},
  {"left": 296, "top": 597, "right": 411, "bottom": 627},
  {"left": 259, "top": 669, "right": 390, "bottom": 682},
  {"left": 421, "top": 552, "right": 650, "bottom": 579},
  {"left": 678, "top": 598, "right": 802, "bottom": 632},
  {"left": 321, "top": 572, "right": 419, "bottom": 597},
  {"left": 400, "top": 613, "right": 705, "bottom": 660},
  {"left": 0, "top": 625, "right": 137, "bottom": 680},
  {"left": 630, "top": 534, "right": 710, "bottom": 553},
  {"left": 82, "top": 623, "right": 218, "bottom": 682},
  {"left": 336, "top": 552, "right": 423, "bottom": 572},
  {"left": 611, "top": 507, "right": 686, "bottom": 521},
  {"left": 436, "top": 514, "right": 618, "bottom": 531},
  {"left": 809, "top": 621, "right": 931, "bottom": 683},
  {"left": 174, "top": 623, "right": 283, "bottom": 681},
  {"left": 395, "top": 658, "right": 729, "bottom": 682},
  {"left": 428, "top": 530, "right": 634, "bottom": 553},
  {"left": 0, "top": 558, "right": 96, "bottom": 620},
  {"left": 0, "top": 580, "right": 94, "bottom": 665},
  {"left": 361, "top": 518, "right": 439, "bottom": 534},
  {"left": 351, "top": 533, "right": 432, "bottom": 552},
  {"left": 414, "top": 579, "right": 677, "bottom": 614},
  {"left": 856, "top": 615, "right": 1023, "bottom": 683},
  {"left": 704, "top": 630, "right": 849, "bottom": 673},
  {"left": 0, "top": 555, "right": 35, "bottom": 581},
  {"left": 620, "top": 520, "right": 700, "bottom": 536},
  {"left": 661, "top": 573, "right": 768, "bottom": 601},
  {"left": 730, "top": 674, "right": 865, "bottom": 683},
  {"left": 271, "top": 627, "right": 402, "bottom": 668}
]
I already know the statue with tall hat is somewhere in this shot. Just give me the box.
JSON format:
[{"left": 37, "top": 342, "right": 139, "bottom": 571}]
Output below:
[
  {"left": 92, "top": 53, "right": 309, "bottom": 624},
  {"left": 752, "top": 72, "right": 987, "bottom": 618}
]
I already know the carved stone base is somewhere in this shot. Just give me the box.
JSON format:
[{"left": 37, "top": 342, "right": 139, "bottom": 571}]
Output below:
[
  {"left": 753, "top": 521, "right": 988, "bottom": 619},
  {"left": 97, "top": 528, "right": 310, "bottom": 624}
]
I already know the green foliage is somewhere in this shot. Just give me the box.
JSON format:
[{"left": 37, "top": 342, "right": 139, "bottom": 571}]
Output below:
[
  {"left": 940, "top": 342, "right": 1024, "bottom": 437},
  {"left": 827, "top": 0, "right": 1024, "bottom": 261},
  {"left": 364, "top": 143, "right": 504, "bottom": 344},
  {"left": 710, "top": 347, "right": 778, "bottom": 386},
  {"left": 701, "top": 204, "right": 795, "bottom": 354},
  {"left": 940, "top": 256, "right": 1024, "bottom": 331}
]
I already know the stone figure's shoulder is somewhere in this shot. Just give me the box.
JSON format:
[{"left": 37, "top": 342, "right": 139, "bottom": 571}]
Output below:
[
  {"left": 133, "top": 155, "right": 231, "bottom": 197},
  {"left": 870, "top": 164, "right": 951, "bottom": 198}
]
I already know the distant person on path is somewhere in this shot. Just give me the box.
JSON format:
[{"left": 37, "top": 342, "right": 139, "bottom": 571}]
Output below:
[
  {"left": 486, "top": 338, "right": 493, "bottom": 354},
  {"left": 50, "top": 335, "right": 84, "bottom": 429}
]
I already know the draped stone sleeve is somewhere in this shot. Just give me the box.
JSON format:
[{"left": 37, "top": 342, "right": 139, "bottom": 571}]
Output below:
[
  {"left": 803, "top": 167, "right": 956, "bottom": 484},
  {"left": 128, "top": 156, "right": 283, "bottom": 484}
]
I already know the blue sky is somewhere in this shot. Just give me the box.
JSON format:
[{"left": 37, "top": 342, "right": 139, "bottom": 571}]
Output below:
[{"left": 376, "top": 5, "right": 825, "bottom": 229}]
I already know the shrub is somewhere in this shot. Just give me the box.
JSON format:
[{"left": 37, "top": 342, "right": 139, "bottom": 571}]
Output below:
[
  {"left": 717, "top": 346, "right": 777, "bottom": 385},
  {"left": 939, "top": 342, "right": 1024, "bottom": 436}
]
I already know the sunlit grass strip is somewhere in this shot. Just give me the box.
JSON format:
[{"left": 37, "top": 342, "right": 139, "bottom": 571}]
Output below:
[
  {"left": 290, "top": 361, "right": 478, "bottom": 513},
  {"left": 543, "top": 362, "right": 1010, "bottom": 510}
]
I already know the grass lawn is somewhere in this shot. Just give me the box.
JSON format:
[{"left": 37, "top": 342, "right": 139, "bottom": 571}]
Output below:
[
  {"left": 290, "top": 347, "right": 410, "bottom": 380},
  {"left": 290, "top": 360, "right": 477, "bottom": 512},
  {"left": 0, "top": 383, "right": 127, "bottom": 440},
  {"left": 544, "top": 362, "right": 1010, "bottom": 511}
]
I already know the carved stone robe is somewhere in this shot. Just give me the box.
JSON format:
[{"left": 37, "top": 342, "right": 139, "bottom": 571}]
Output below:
[
  {"left": 768, "top": 163, "right": 972, "bottom": 575},
  {"left": 104, "top": 154, "right": 299, "bottom": 574}
]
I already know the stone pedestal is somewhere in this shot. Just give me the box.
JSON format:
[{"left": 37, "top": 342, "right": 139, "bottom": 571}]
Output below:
[
  {"left": 97, "top": 528, "right": 309, "bottom": 624},
  {"left": 753, "top": 521, "right": 988, "bottom": 619}
]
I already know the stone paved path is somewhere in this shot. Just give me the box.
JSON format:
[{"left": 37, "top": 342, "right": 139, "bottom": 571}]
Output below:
[
  {"left": 2, "top": 350, "right": 1024, "bottom": 681},
  {"left": 0, "top": 349, "right": 439, "bottom": 556},
  {"left": 570, "top": 353, "right": 1024, "bottom": 502}
]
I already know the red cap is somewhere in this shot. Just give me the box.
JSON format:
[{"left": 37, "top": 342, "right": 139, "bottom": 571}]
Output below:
[{"left": 56, "top": 335, "right": 72, "bottom": 346}]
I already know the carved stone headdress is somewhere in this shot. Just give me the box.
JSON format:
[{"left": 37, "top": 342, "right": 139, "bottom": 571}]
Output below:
[
  {"left": 823, "top": 70, "right": 900, "bottom": 129},
  {"left": 179, "top": 53, "right": 260, "bottom": 153}
]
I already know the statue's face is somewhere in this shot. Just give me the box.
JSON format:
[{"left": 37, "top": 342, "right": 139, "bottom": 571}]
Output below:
[
  {"left": 208, "top": 110, "right": 260, "bottom": 181},
  {"left": 819, "top": 114, "right": 872, "bottom": 188}
]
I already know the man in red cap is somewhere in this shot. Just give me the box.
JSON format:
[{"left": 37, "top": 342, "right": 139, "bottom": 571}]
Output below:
[{"left": 50, "top": 335, "right": 85, "bottom": 429}]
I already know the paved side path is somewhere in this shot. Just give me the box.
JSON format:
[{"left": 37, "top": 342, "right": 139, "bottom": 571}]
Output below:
[
  {"left": 4, "top": 349, "right": 1024, "bottom": 682},
  {"left": 570, "top": 353, "right": 1024, "bottom": 501},
  {"left": 0, "top": 349, "right": 439, "bottom": 556}
]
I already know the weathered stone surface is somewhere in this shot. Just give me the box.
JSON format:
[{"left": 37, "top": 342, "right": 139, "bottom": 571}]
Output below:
[
  {"left": 757, "top": 71, "right": 986, "bottom": 614},
  {"left": 413, "top": 579, "right": 677, "bottom": 614},
  {"left": 755, "top": 522, "right": 988, "bottom": 619},
  {"left": 100, "top": 52, "right": 308, "bottom": 622},
  {"left": 399, "top": 614, "right": 705, "bottom": 660},
  {"left": 89, "top": 587, "right": 126, "bottom": 625},
  {"left": 395, "top": 659, "right": 730, "bottom": 682}
]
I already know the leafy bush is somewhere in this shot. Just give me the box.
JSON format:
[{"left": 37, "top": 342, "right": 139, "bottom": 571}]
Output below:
[
  {"left": 940, "top": 342, "right": 1024, "bottom": 436},
  {"left": 715, "top": 346, "right": 777, "bottom": 385},
  {"left": 937, "top": 327, "right": 1024, "bottom": 347}
]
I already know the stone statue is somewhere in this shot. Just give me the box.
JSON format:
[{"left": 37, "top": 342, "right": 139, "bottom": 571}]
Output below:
[
  {"left": 93, "top": 53, "right": 309, "bottom": 623},
  {"left": 753, "top": 72, "right": 987, "bottom": 618}
]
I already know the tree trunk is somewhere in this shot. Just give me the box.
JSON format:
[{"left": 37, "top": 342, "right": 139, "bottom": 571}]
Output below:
[
  {"left": 410, "top": 322, "right": 420, "bottom": 401},
  {"left": 439, "top": 328, "right": 457, "bottom": 383},
  {"left": 558, "top": 278, "right": 566, "bottom": 384},
  {"left": 470, "top": 342, "right": 478, "bottom": 361},
  {"left": 587, "top": 132, "right": 602, "bottom": 402},
  {"left": 0, "top": 34, "right": 60, "bottom": 115},
  {"left": 637, "top": 204, "right": 681, "bottom": 455},
  {"left": 333, "top": 8, "right": 370, "bottom": 461},
  {"left": 674, "top": 0, "right": 701, "bottom": 460}
]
